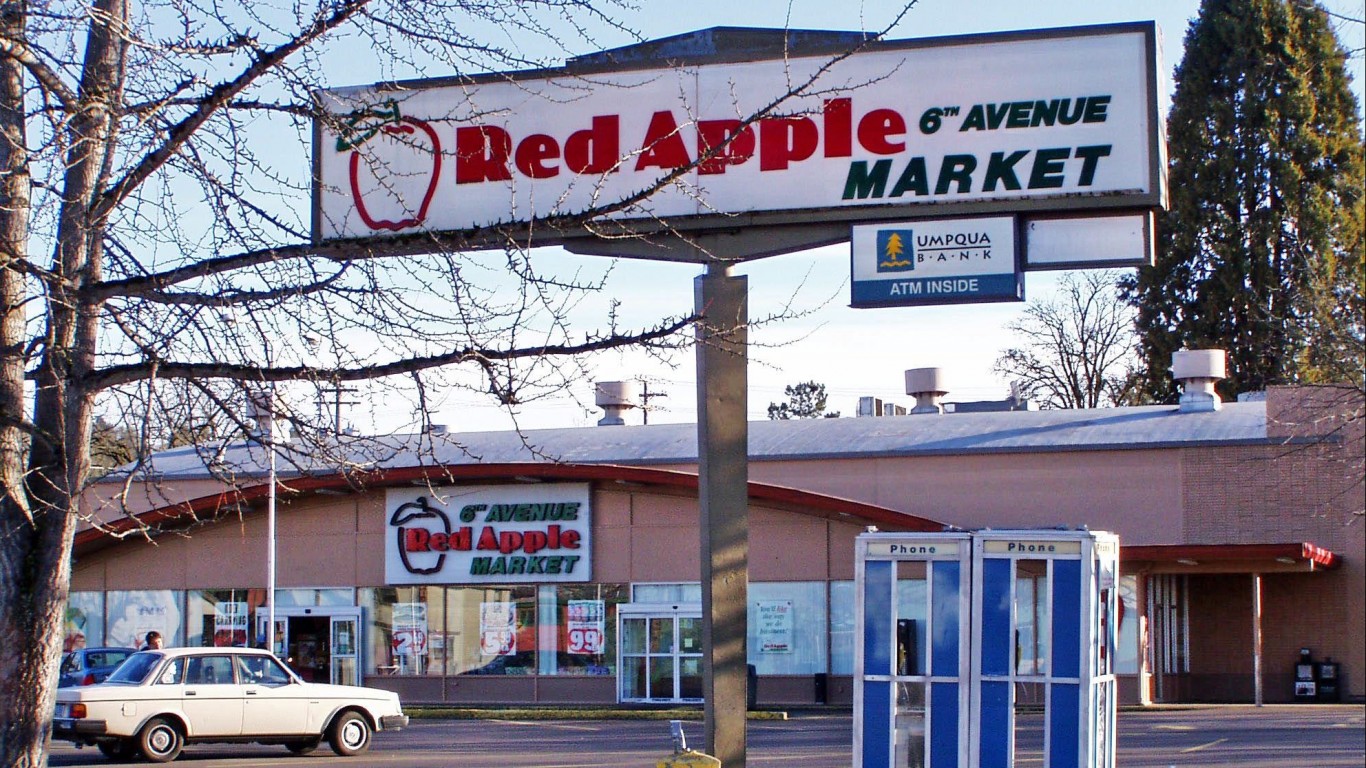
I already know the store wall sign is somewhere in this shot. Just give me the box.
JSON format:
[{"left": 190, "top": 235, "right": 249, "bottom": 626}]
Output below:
[
  {"left": 385, "top": 484, "right": 591, "bottom": 585},
  {"left": 850, "top": 216, "right": 1020, "bottom": 307},
  {"left": 315, "top": 24, "right": 1162, "bottom": 245}
]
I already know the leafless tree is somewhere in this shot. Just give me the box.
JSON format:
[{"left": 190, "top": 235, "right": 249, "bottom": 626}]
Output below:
[
  {"left": 993, "top": 271, "right": 1139, "bottom": 409},
  {"left": 0, "top": 1, "right": 917, "bottom": 763}
]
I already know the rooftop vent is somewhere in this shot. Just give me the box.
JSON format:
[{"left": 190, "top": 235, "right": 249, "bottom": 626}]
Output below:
[
  {"left": 905, "top": 367, "right": 948, "bottom": 415},
  {"left": 246, "top": 389, "right": 291, "bottom": 444},
  {"left": 595, "top": 380, "right": 639, "bottom": 426},
  {"left": 1172, "top": 349, "right": 1226, "bottom": 413}
]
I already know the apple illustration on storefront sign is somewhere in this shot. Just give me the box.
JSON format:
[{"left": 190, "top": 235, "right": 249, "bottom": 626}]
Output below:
[
  {"left": 390, "top": 496, "right": 451, "bottom": 576},
  {"left": 336, "top": 102, "right": 442, "bottom": 232}
]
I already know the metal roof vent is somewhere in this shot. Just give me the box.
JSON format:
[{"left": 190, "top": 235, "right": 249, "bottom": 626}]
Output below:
[
  {"left": 905, "top": 367, "right": 948, "bottom": 415},
  {"left": 595, "top": 380, "right": 639, "bottom": 426},
  {"left": 246, "top": 389, "right": 291, "bottom": 443},
  {"left": 1172, "top": 349, "right": 1226, "bottom": 413}
]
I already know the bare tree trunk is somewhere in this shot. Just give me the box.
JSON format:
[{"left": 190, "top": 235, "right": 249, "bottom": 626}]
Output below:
[{"left": 1, "top": 1, "right": 125, "bottom": 764}]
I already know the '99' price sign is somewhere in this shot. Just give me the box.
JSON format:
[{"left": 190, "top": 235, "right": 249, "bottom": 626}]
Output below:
[{"left": 567, "top": 600, "right": 606, "bottom": 655}]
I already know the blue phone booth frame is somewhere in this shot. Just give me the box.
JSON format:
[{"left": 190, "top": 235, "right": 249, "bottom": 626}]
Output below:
[{"left": 855, "top": 530, "right": 1119, "bottom": 768}]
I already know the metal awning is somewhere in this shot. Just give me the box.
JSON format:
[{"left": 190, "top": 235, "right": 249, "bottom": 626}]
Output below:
[{"left": 1120, "top": 542, "right": 1338, "bottom": 573}]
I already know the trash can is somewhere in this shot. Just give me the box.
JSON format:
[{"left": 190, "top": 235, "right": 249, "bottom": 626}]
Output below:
[
  {"left": 746, "top": 663, "right": 757, "bottom": 710},
  {"left": 1294, "top": 648, "right": 1317, "bottom": 701},
  {"left": 1315, "top": 659, "right": 1341, "bottom": 702}
]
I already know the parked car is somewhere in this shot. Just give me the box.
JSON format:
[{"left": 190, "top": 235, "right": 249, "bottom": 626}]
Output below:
[
  {"left": 58, "top": 646, "right": 136, "bottom": 687},
  {"left": 51, "top": 646, "right": 408, "bottom": 762}
]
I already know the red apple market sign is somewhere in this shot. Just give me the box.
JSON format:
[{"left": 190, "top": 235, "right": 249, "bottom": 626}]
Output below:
[
  {"left": 385, "top": 484, "right": 592, "bottom": 585},
  {"left": 314, "top": 24, "right": 1164, "bottom": 249}
]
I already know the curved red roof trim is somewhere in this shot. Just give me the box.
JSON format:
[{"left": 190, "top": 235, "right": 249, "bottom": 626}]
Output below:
[{"left": 76, "top": 463, "right": 944, "bottom": 552}]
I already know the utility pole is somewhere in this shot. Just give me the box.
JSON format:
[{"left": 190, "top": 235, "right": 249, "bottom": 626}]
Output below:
[
  {"left": 639, "top": 378, "right": 668, "bottom": 425},
  {"left": 317, "top": 382, "right": 359, "bottom": 434}
]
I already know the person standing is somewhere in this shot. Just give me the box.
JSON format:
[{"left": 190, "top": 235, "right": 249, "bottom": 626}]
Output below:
[{"left": 140, "top": 631, "right": 163, "bottom": 651}]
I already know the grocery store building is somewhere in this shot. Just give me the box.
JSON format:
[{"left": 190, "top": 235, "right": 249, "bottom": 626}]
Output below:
[{"left": 69, "top": 374, "right": 1363, "bottom": 708}]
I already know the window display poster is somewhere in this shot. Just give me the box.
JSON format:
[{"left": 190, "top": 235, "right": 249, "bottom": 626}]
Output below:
[
  {"left": 107, "top": 590, "right": 181, "bottom": 648},
  {"left": 213, "top": 601, "right": 249, "bottom": 647},
  {"left": 392, "top": 602, "right": 429, "bottom": 656},
  {"left": 480, "top": 601, "right": 516, "bottom": 656},
  {"left": 757, "top": 600, "right": 794, "bottom": 653},
  {"left": 64, "top": 593, "right": 103, "bottom": 652},
  {"left": 566, "top": 599, "right": 605, "bottom": 655}
]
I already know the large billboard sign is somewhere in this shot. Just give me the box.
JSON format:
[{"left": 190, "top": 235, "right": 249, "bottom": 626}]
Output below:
[
  {"left": 385, "top": 484, "right": 591, "bottom": 585},
  {"left": 314, "top": 23, "right": 1164, "bottom": 249}
]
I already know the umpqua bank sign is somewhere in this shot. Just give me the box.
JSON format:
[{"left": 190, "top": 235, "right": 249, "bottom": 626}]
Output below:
[{"left": 312, "top": 23, "right": 1165, "bottom": 246}]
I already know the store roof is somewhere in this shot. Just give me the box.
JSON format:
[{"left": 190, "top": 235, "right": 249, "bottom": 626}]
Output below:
[{"left": 116, "top": 401, "right": 1272, "bottom": 482}]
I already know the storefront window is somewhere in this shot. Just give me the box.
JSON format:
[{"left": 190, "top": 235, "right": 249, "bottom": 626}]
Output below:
[
  {"left": 632, "top": 583, "right": 702, "bottom": 603},
  {"left": 457, "top": 586, "right": 537, "bottom": 675},
  {"left": 359, "top": 587, "right": 443, "bottom": 676},
  {"left": 275, "top": 588, "right": 355, "bottom": 607},
  {"left": 830, "top": 581, "right": 855, "bottom": 674},
  {"left": 540, "top": 584, "right": 626, "bottom": 675},
  {"left": 187, "top": 589, "right": 263, "bottom": 647},
  {"left": 106, "top": 590, "right": 184, "bottom": 648},
  {"left": 65, "top": 592, "right": 105, "bottom": 651},
  {"left": 747, "top": 582, "right": 828, "bottom": 675}
]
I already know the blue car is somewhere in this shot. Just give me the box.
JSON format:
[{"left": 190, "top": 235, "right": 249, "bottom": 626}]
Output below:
[{"left": 58, "top": 647, "right": 135, "bottom": 687}]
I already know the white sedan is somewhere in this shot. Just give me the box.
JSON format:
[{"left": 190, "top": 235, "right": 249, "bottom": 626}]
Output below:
[{"left": 51, "top": 646, "right": 408, "bottom": 762}]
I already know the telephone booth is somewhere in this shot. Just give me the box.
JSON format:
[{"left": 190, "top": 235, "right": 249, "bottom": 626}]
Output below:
[
  {"left": 855, "top": 533, "right": 973, "bottom": 768},
  {"left": 855, "top": 529, "right": 1119, "bottom": 768}
]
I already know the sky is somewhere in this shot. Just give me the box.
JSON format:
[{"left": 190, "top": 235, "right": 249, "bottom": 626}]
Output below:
[{"left": 332, "top": 0, "right": 1364, "bottom": 435}]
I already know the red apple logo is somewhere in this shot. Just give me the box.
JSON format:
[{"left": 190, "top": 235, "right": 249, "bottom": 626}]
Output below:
[{"left": 337, "top": 103, "right": 442, "bottom": 232}]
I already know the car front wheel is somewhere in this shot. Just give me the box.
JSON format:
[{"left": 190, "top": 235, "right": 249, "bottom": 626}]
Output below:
[
  {"left": 328, "top": 711, "right": 371, "bottom": 756},
  {"left": 137, "top": 718, "right": 184, "bottom": 763}
]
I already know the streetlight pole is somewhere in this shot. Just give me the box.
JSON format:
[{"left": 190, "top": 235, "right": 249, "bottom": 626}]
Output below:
[
  {"left": 226, "top": 310, "right": 282, "bottom": 655},
  {"left": 265, "top": 383, "right": 277, "bottom": 655}
]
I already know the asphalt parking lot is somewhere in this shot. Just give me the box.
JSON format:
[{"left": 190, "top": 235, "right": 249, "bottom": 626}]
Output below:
[{"left": 48, "top": 704, "right": 1363, "bottom": 767}]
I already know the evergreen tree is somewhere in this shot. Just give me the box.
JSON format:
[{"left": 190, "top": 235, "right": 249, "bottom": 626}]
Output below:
[
  {"left": 1126, "top": 0, "right": 1364, "bottom": 401},
  {"left": 767, "top": 381, "right": 840, "bottom": 419}
]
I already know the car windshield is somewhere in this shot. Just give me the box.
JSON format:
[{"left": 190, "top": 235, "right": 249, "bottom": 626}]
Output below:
[
  {"left": 103, "top": 651, "right": 162, "bottom": 685},
  {"left": 87, "top": 650, "right": 132, "bottom": 668}
]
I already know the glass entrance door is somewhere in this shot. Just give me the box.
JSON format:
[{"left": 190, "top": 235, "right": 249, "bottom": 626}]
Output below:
[
  {"left": 618, "top": 607, "right": 703, "bottom": 703},
  {"left": 330, "top": 615, "right": 359, "bottom": 686},
  {"left": 255, "top": 607, "right": 362, "bottom": 686}
]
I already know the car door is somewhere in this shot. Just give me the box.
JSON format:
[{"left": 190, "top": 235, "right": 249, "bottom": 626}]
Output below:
[
  {"left": 237, "top": 655, "right": 310, "bottom": 736},
  {"left": 181, "top": 654, "right": 244, "bottom": 737}
]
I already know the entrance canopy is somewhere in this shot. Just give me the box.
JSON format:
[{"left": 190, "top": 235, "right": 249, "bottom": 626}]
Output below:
[{"left": 1121, "top": 542, "right": 1340, "bottom": 574}]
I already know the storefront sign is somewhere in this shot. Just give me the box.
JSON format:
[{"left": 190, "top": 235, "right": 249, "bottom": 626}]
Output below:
[
  {"left": 315, "top": 24, "right": 1162, "bottom": 246},
  {"left": 756, "top": 600, "right": 795, "bottom": 654},
  {"left": 392, "top": 602, "right": 429, "bottom": 656},
  {"left": 850, "top": 216, "right": 1020, "bottom": 307},
  {"left": 566, "top": 600, "right": 606, "bottom": 655},
  {"left": 385, "top": 484, "right": 592, "bottom": 584},
  {"left": 213, "top": 601, "right": 249, "bottom": 647},
  {"left": 480, "top": 602, "right": 517, "bottom": 656}
]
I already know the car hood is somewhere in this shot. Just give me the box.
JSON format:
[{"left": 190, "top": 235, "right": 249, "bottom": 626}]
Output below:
[{"left": 296, "top": 682, "right": 401, "bottom": 703}]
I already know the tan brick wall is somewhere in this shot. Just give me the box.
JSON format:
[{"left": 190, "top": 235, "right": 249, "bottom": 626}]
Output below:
[{"left": 1181, "top": 386, "right": 1364, "bottom": 702}]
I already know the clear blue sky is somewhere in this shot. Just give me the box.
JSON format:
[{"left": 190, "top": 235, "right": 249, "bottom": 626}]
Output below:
[{"left": 334, "top": 0, "right": 1363, "bottom": 433}]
